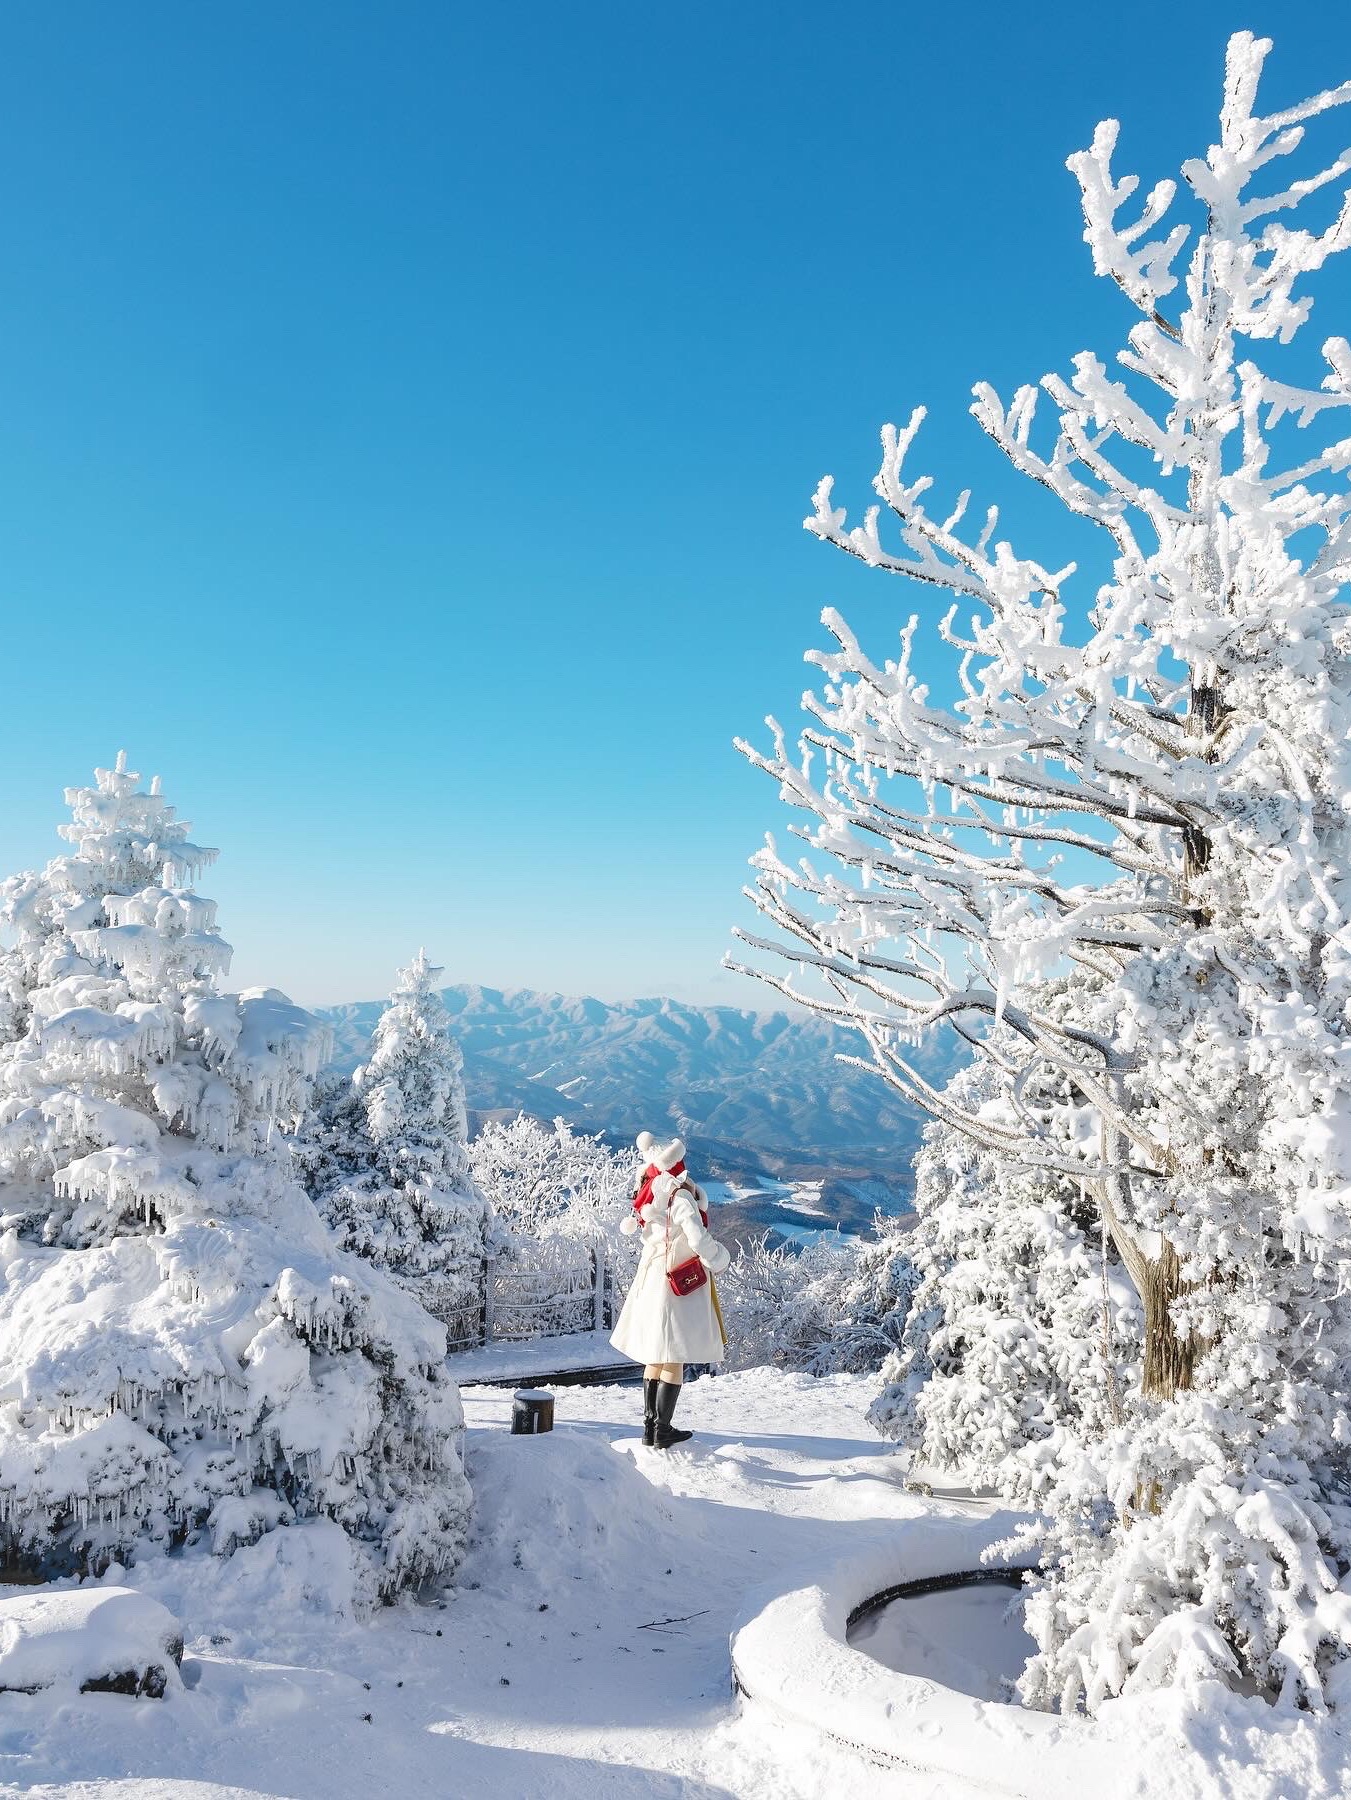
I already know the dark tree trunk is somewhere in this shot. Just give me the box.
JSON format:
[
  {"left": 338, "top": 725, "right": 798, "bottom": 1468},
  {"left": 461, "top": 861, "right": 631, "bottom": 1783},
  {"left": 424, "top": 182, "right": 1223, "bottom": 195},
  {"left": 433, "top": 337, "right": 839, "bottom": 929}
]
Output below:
[
  {"left": 1182, "top": 823, "right": 1211, "bottom": 885},
  {"left": 1182, "top": 678, "right": 1224, "bottom": 908},
  {"left": 1140, "top": 1238, "right": 1196, "bottom": 1401}
]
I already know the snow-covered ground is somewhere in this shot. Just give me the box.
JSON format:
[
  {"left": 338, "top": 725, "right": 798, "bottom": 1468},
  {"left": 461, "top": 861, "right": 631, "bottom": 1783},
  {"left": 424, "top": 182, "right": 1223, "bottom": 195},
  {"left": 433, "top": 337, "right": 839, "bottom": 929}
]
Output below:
[
  {"left": 447, "top": 1327, "right": 636, "bottom": 1387},
  {"left": 1, "top": 1369, "right": 1344, "bottom": 1799},
  {"left": 849, "top": 1581, "right": 1036, "bottom": 1701}
]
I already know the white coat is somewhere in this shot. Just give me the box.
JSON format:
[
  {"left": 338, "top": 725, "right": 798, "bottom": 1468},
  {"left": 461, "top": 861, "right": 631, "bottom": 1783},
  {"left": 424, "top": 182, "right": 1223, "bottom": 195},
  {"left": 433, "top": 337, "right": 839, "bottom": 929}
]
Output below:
[{"left": 610, "top": 1175, "right": 731, "bottom": 1366}]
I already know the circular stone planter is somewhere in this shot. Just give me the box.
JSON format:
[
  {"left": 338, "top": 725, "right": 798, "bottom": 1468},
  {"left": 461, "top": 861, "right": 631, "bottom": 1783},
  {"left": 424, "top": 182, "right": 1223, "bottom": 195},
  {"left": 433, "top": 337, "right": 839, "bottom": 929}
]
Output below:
[
  {"left": 729, "top": 1515, "right": 1109, "bottom": 1798},
  {"left": 847, "top": 1567, "right": 1036, "bottom": 1702}
]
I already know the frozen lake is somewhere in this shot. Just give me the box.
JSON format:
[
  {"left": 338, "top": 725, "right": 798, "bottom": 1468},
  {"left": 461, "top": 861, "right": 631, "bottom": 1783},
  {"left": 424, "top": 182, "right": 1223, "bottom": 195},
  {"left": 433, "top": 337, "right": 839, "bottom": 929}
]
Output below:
[
  {"left": 702, "top": 1175, "right": 865, "bottom": 1243},
  {"left": 847, "top": 1579, "right": 1036, "bottom": 1702}
]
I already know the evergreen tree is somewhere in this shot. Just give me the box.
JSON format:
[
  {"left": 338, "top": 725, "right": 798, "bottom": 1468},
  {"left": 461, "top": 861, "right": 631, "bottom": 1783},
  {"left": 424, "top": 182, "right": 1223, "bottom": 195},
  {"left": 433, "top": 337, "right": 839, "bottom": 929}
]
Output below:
[
  {"left": 0, "top": 759, "right": 470, "bottom": 1596},
  {"left": 871, "top": 1055, "right": 1138, "bottom": 1506},
  {"left": 301, "top": 953, "right": 488, "bottom": 1327}
]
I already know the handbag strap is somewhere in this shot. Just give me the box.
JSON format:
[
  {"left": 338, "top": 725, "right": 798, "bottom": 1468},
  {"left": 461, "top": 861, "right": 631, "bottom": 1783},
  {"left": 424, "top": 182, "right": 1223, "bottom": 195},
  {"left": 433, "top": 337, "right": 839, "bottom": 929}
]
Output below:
[{"left": 662, "top": 1176, "right": 691, "bottom": 1273}]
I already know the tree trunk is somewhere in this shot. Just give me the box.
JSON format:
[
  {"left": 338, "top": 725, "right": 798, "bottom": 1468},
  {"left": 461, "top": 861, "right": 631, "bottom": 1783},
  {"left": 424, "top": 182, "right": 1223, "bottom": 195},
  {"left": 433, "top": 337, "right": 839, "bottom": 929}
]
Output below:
[
  {"left": 1182, "top": 677, "right": 1224, "bottom": 904},
  {"left": 1140, "top": 1238, "right": 1195, "bottom": 1401}
]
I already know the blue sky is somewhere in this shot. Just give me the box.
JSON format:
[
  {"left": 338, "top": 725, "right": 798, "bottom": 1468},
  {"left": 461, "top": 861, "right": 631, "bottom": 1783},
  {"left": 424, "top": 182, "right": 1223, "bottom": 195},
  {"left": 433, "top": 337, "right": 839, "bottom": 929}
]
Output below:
[{"left": 0, "top": 4, "right": 1347, "bottom": 1007}]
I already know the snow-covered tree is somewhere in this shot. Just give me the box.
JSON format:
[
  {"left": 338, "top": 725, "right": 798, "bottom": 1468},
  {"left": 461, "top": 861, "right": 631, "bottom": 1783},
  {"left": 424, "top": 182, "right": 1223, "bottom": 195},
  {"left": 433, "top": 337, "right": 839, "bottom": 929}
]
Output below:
[
  {"left": 871, "top": 1056, "right": 1138, "bottom": 1504},
  {"left": 734, "top": 34, "right": 1351, "bottom": 1710},
  {"left": 300, "top": 953, "right": 489, "bottom": 1330},
  {"left": 0, "top": 759, "right": 470, "bottom": 1596},
  {"left": 470, "top": 1113, "right": 635, "bottom": 1257}
]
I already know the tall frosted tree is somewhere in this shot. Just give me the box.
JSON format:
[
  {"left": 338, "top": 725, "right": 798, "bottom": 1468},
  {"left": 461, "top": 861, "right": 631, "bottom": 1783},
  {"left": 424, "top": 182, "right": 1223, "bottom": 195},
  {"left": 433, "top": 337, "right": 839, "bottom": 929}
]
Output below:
[
  {"left": 734, "top": 35, "right": 1351, "bottom": 1709},
  {"left": 301, "top": 953, "right": 489, "bottom": 1330},
  {"left": 0, "top": 759, "right": 471, "bottom": 1595}
]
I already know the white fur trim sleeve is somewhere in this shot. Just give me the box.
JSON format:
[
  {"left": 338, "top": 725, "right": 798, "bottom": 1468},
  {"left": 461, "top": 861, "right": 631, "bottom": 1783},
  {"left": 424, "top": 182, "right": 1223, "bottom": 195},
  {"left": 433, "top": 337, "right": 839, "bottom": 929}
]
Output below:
[{"left": 671, "top": 1190, "right": 731, "bottom": 1275}]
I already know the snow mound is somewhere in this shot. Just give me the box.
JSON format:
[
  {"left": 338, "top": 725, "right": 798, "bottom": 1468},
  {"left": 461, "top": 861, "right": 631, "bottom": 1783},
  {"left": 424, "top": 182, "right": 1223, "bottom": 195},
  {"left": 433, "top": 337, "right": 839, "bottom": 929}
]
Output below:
[
  {"left": 731, "top": 1520, "right": 1085, "bottom": 1794},
  {"left": 122, "top": 1517, "right": 373, "bottom": 1653},
  {"left": 462, "top": 1424, "right": 689, "bottom": 1599},
  {"left": 0, "top": 1585, "right": 183, "bottom": 1697}
]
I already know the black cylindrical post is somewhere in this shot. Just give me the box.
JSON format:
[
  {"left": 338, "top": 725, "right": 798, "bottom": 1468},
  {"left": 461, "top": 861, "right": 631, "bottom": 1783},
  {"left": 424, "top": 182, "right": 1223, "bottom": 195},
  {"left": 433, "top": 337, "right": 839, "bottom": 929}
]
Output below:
[{"left": 511, "top": 1389, "right": 555, "bottom": 1434}]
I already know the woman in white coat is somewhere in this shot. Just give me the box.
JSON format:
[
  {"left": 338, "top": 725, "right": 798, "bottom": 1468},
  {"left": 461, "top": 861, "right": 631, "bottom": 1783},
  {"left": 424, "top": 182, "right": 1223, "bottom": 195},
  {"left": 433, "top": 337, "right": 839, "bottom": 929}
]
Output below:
[{"left": 611, "top": 1134, "right": 731, "bottom": 1449}]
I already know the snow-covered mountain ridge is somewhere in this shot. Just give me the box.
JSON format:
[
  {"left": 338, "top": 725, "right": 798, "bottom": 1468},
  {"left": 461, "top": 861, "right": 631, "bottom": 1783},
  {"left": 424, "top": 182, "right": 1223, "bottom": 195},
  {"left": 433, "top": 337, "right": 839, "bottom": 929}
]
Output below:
[{"left": 319, "top": 983, "right": 965, "bottom": 1226}]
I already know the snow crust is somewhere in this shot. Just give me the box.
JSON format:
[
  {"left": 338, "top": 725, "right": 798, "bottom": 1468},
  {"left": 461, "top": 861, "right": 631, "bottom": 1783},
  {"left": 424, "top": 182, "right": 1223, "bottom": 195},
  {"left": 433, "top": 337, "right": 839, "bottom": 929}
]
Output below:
[{"left": 849, "top": 1581, "right": 1036, "bottom": 1700}]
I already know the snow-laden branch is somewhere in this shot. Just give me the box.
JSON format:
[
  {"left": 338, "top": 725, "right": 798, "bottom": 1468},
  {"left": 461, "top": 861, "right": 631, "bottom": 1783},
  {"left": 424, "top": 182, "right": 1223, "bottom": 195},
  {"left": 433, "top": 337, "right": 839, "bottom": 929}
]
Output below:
[{"left": 740, "top": 30, "right": 1351, "bottom": 1330}]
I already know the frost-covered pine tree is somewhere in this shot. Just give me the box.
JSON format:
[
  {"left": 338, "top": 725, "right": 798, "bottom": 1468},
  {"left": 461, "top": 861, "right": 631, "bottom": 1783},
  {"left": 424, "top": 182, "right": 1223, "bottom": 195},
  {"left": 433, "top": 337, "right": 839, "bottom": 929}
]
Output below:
[
  {"left": 300, "top": 953, "right": 489, "bottom": 1331},
  {"left": 870, "top": 1053, "right": 1138, "bottom": 1505},
  {"left": 0, "top": 759, "right": 470, "bottom": 1595},
  {"left": 734, "top": 34, "right": 1351, "bottom": 1710}
]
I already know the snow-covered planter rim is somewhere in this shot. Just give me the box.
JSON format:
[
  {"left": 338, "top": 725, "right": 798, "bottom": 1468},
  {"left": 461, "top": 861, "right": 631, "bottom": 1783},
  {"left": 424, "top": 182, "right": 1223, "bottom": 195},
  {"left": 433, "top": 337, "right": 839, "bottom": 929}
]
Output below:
[
  {"left": 844, "top": 1562, "right": 1038, "bottom": 1632},
  {"left": 730, "top": 1517, "right": 1109, "bottom": 1798}
]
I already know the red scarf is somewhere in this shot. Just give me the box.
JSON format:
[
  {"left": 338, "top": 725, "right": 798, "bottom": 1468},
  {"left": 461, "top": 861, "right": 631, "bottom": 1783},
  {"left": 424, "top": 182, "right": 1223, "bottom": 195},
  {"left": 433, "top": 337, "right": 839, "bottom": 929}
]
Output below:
[{"left": 631, "top": 1161, "right": 708, "bottom": 1226}]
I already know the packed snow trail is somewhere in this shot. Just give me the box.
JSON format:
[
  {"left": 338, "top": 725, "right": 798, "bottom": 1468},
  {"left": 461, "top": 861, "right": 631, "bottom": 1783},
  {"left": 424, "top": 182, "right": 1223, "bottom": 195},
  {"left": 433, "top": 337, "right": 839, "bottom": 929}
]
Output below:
[
  {"left": 0, "top": 1373, "right": 967, "bottom": 1798},
  {"left": 1, "top": 1370, "right": 1345, "bottom": 1799}
]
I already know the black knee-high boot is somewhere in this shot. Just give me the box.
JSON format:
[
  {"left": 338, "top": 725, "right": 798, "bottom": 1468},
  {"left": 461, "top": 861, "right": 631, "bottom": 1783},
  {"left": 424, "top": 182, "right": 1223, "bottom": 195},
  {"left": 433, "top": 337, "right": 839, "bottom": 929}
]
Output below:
[
  {"left": 642, "top": 1378, "right": 660, "bottom": 1447},
  {"left": 653, "top": 1381, "right": 693, "bottom": 1450}
]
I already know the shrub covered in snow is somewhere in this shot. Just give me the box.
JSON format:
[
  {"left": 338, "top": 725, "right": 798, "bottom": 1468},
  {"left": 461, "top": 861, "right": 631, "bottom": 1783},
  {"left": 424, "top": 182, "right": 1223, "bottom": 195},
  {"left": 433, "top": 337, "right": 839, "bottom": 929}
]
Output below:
[
  {"left": 469, "top": 1113, "right": 638, "bottom": 1276},
  {"left": 719, "top": 1215, "right": 916, "bottom": 1376},
  {"left": 0, "top": 759, "right": 470, "bottom": 1597},
  {"left": 733, "top": 33, "right": 1351, "bottom": 1711},
  {"left": 0, "top": 1586, "right": 183, "bottom": 1698},
  {"left": 298, "top": 952, "right": 489, "bottom": 1328}
]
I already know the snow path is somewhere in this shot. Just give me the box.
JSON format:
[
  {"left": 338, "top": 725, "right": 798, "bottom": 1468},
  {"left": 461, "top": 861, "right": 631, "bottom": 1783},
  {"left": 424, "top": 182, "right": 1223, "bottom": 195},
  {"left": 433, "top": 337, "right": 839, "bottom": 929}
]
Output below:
[
  {"left": 0, "top": 1371, "right": 955, "bottom": 1799},
  {"left": 2, "top": 1368, "right": 1343, "bottom": 1799},
  {"left": 447, "top": 1327, "right": 637, "bottom": 1388}
]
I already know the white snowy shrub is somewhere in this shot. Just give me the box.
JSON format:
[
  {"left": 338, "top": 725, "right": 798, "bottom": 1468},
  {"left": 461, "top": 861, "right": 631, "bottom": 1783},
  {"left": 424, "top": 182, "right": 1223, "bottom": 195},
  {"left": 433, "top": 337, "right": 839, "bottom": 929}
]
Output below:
[
  {"left": 719, "top": 1215, "right": 916, "bottom": 1376},
  {"left": 298, "top": 953, "right": 489, "bottom": 1329},
  {"left": 0, "top": 759, "right": 471, "bottom": 1597},
  {"left": 469, "top": 1113, "right": 638, "bottom": 1276},
  {"left": 733, "top": 33, "right": 1351, "bottom": 1710}
]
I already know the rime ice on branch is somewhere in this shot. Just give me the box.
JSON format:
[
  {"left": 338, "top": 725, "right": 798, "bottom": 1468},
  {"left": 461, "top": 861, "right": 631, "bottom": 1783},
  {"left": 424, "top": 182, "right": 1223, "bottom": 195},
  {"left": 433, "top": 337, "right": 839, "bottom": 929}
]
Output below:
[
  {"left": 300, "top": 952, "right": 489, "bottom": 1327},
  {"left": 469, "top": 1113, "right": 634, "bottom": 1246},
  {"left": 0, "top": 760, "right": 470, "bottom": 1595},
  {"left": 733, "top": 34, "right": 1351, "bottom": 1710}
]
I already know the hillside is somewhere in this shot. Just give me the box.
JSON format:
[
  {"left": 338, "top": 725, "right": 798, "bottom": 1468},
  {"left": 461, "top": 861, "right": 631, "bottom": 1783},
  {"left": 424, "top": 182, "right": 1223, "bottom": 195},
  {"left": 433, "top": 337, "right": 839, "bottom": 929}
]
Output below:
[{"left": 319, "top": 984, "right": 966, "bottom": 1226}]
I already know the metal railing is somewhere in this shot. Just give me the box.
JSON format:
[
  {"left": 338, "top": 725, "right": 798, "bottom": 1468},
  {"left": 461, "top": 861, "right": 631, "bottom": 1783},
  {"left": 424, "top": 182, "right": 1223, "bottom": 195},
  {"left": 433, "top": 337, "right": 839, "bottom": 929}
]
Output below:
[{"left": 440, "top": 1239, "right": 614, "bottom": 1352}]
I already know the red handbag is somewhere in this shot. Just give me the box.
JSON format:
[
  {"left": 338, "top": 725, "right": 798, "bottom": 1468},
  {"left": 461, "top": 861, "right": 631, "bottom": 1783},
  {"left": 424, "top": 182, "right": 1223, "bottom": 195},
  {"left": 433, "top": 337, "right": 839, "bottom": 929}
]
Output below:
[{"left": 665, "top": 1189, "right": 709, "bottom": 1297}]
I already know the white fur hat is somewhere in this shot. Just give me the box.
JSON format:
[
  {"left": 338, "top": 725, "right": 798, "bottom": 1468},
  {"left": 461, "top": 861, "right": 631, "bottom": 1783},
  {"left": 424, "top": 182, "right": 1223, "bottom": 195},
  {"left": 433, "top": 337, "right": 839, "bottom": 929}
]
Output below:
[
  {"left": 635, "top": 1130, "right": 657, "bottom": 1160},
  {"left": 652, "top": 1136, "right": 686, "bottom": 1171}
]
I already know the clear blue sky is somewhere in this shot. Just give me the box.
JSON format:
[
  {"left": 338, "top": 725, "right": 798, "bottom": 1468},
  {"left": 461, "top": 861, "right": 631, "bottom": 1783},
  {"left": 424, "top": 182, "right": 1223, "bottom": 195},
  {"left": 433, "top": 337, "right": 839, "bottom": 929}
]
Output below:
[{"left": 0, "top": 4, "right": 1346, "bottom": 1006}]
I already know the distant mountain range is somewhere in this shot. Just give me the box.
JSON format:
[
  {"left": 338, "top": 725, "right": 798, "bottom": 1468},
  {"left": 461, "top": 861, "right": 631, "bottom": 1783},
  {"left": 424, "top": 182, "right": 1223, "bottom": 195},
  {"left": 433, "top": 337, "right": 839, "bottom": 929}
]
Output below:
[{"left": 319, "top": 985, "right": 966, "bottom": 1233}]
